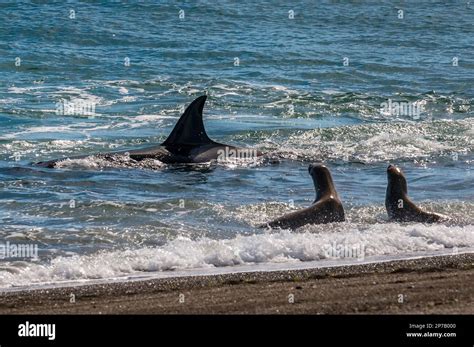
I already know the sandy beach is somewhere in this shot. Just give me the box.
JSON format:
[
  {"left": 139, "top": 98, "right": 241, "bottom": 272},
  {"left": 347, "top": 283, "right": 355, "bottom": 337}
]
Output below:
[{"left": 0, "top": 253, "right": 472, "bottom": 314}]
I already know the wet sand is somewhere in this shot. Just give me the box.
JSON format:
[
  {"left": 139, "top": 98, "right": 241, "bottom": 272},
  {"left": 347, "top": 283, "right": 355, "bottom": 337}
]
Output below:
[{"left": 0, "top": 253, "right": 472, "bottom": 314}]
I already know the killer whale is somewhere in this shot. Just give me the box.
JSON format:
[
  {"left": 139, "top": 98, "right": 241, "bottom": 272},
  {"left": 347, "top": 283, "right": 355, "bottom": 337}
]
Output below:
[
  {"left": 261, "top": 163, "right": 345, "bottom": 230},
  {"left": 36, "top": 95, "right": 262, "bottom": 168},
  {"left": 385, "top": 164, "right": 448, "bottom": 223}
]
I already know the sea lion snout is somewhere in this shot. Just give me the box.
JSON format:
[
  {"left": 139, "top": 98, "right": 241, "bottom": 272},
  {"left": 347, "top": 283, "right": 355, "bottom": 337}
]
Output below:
[
  {"left": 387, "top": 164, "right": 402, "bottom": 176},
  {"left": 308, "top": 163, "right": 327, "bottom": 175}
]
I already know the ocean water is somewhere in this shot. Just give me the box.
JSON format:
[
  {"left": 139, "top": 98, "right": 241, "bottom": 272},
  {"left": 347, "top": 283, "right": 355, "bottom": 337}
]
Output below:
[{"left": 0, "top": 2, "right": 473, "bottom": 288}]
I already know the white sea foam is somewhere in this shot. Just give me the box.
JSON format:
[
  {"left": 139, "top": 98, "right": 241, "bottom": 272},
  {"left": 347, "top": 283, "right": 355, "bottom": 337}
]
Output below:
[
  {"left": 53, "top": 156, "right": 166, "bottom": 170},
  {"left": 270, "top": 119, "right": 473, "bottom": 162},
  {"left": 0, "top": 223, "right": 472, "bottom": 288}
]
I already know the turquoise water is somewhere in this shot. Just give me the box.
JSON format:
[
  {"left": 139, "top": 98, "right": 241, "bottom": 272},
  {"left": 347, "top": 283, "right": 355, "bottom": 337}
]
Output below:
[{"left": 0, "top": 2, "right": 473, "bottom": 287}]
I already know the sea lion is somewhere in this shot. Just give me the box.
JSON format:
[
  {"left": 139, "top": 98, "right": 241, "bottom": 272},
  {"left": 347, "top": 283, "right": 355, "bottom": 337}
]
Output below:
[
  {"left": 385, "top": 164, "right": 448, "bottom": 223},
  {"left": 261, "top": 163, "right": 345, "bottom": 229}
]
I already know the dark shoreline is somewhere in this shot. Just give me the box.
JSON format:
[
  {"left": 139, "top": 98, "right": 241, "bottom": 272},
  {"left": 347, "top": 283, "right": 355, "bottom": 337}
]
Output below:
[{"left": 1, "top": 253, "right": 472, "bottom": 314}]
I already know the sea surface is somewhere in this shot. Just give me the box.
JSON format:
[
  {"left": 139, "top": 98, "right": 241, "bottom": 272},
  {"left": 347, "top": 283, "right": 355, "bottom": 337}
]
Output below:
[{"left": 0, "top": 1, "right": 473, "bottom": 288}]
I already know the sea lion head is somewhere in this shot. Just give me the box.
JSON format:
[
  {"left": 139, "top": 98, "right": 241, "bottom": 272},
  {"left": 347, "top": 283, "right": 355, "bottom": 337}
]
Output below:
[
  {"left": 387, "top": 164, "right": 408, "bottom": 195},
  {"left": 308, "top": 163, "right": 337, "bottom": 201},
  {"left": 308, "top": 163, "right": 328, "bottom": 175}
]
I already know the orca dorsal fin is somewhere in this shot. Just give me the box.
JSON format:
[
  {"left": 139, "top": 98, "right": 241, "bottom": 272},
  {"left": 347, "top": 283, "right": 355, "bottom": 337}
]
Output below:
[{"left": 161, "top": 95, "right": 215, "bottom": 147}]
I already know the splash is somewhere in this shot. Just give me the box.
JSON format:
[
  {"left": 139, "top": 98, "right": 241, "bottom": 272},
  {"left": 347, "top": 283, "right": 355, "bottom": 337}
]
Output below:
[{"left": 0, "top": 223, "right": 472, "bottom": 288}]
